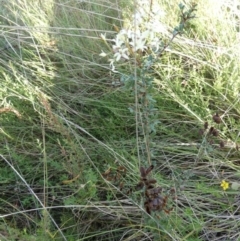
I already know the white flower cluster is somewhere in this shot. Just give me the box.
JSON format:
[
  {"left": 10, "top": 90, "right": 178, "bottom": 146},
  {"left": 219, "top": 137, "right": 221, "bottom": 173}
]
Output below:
[{"left": 100, "top": 0, "right": 166, "bottom": 72}]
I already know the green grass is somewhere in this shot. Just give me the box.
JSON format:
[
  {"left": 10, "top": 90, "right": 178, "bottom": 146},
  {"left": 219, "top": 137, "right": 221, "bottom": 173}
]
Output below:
[{"left": 0, "top": 0, "right": 240, "bottom": 240}]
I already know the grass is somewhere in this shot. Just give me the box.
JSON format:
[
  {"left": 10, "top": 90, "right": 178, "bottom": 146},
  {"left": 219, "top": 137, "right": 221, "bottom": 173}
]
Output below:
[{"left": 0, "top": 0, "right": 240, "bottom": 240}]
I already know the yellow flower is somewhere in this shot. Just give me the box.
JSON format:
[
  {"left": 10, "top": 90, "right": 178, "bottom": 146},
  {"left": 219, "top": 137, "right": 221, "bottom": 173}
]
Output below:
[{"left": 220, "top": 180, "right": 229, "bottom": 191}]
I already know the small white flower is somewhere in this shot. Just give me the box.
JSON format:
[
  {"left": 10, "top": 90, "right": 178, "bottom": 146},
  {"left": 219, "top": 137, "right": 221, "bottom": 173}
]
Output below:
[
  {"left": 100, "top": 33, "right": 106, "bottom": 41},
  {"left": 130, "top": 36, "right": 147, "bottom": 52},
  {"left": 99, "top": 51, "right": 107, "bottom": 57},
  {"left": 114, "top": 47, "right": 129, "bottom": 61},
  {"left": 132, "top": 12, "right": 144, "bottom": 25},
  {"left": 136, "top": 40, "right": 147, "bottom": 52},
  {"left": 109, "top": 59, "right": 115, "bottom": 71},
  {"left": 151, "top": 4, "right": 165, "bottom": 17},
  {"left": 150, "top": 20, "right": 167, "bottom": 34},
  {"left": 112, "top": 45, "right": 120, "bottom": 53},
  {"left": 113, "top": 33, "right": 125, "bottom": 48},
  {"left": 150, "top": 37, "right": 160, "bottom": 52},
  {"left": 126, "top": 29, "right": 134, "bottom": 39},
  {"left": 142, "top": 30, "right": 151, "bottom": 40},
  {"left": 119, "top": 29, "right": 128, "bottom": 36},
  {"left": 108, "top": 59, "right": 118, "bottom": 73},
  {"left": 129, "top": 29, "right": 141, "bottom": 41}
]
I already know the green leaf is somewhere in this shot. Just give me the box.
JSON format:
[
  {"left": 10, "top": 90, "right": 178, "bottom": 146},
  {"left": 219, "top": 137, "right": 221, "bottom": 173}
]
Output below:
[
  {"left": 231, "top": 182, "right": 240, "bottom": 190},
  {"left": 179, "top": 3, "right": 185, "bottom": 10}
]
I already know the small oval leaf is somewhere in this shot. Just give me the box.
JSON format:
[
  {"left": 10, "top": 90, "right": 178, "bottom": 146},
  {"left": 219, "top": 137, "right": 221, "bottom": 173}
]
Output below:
[{"left": 231, "top": 182, "right": 240, "bottom": 190}]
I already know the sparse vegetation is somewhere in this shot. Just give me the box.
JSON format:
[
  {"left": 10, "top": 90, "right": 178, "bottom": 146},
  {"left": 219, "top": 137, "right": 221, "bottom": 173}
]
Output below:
[{"left": 0, "top": 0, "right": 240, "bottom": 240}]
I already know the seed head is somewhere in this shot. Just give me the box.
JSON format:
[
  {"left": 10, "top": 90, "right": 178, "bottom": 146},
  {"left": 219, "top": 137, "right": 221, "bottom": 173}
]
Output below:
[{"left": 213, "top": 113, "right": 222, "bottom": 124}]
